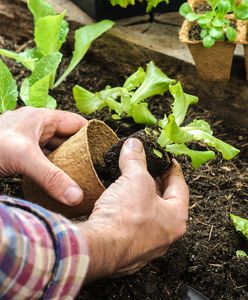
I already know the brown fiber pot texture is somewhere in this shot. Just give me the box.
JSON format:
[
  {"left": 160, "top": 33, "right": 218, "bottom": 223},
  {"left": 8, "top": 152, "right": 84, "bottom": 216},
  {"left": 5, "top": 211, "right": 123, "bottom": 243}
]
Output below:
[
  {"left": 179, "top": 19, "right": 247, "bottom": 81},
  {"left": 23, "top": 119, "right": 119, "bottom": 218}
]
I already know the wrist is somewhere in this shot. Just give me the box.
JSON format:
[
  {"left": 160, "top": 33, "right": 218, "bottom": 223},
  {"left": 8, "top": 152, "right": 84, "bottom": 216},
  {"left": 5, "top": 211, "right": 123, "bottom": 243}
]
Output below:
[{"left": 78, "top": 220, "right": 125, "bottom": 283}]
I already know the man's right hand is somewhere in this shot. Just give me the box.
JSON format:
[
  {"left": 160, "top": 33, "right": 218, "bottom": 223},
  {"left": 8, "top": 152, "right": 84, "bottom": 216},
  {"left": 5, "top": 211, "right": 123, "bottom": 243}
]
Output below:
[{"left": 79, "top": 138, "right": 189, "bottom": 282}]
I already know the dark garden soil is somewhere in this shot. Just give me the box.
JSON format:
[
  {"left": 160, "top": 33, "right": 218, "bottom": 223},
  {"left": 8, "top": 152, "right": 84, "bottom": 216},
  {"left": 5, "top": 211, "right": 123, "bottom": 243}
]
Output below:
[{"left": 0, "top": 36, "right": 247, "bottom": 300}]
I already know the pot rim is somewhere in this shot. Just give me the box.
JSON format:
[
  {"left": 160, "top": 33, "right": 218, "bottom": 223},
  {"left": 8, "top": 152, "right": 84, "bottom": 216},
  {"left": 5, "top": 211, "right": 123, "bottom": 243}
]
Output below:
[{"left": 179, "top": 17, "right": 247, "bottom": 45}]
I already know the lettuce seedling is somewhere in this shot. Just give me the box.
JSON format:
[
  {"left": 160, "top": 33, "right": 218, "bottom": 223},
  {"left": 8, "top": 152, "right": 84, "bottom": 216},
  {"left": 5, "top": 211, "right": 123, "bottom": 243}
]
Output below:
[
  {"left": 146, "top": 80, "right": 239, "bottom": 168},
  {"left": 74, "top": 59, "right": 239, "bottom": 168},
  {"left": 179, "top": 0, "right": 238, "bottom": 48},
  {"left": 0, "top": 0, "right": 114, "bottom": 110},
  {"left": 73, "top": 61, "right": 175, "bottom": 125},
  {"left": 109, "top": 0, "right": 170, "bottom": 12},
  {"left": 230, "top": 214, "right": 248, "bottom": 258}
]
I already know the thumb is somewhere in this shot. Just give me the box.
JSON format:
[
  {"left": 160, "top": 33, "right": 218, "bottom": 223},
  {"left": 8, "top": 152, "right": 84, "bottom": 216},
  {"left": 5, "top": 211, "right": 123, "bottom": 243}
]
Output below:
[
  {"left": 23, "top": 149, "right": 84, "bottom": 206},
  {"left": 119, "top": 138, "right": 147, "bottom": 175}
]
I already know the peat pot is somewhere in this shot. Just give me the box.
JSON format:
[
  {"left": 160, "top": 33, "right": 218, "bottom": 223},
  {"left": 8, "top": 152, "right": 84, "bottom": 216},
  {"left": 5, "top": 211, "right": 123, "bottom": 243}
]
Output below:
[
  {"left": 23, "top": 119, "right": 119, "bottom": 218},
  {"left": 179, "top": 19, "right": 247, "bottom": 81},
  {"left": 71, "top": 0, "right": 185, "bottom": 20}
]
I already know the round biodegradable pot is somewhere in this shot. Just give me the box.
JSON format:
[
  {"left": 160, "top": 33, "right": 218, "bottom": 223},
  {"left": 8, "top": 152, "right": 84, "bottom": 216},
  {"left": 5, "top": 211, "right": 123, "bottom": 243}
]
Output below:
[
  {"left": 179, "top": 19, "right": 247, "bottom": 81},
  {"left": 23, "top": 119, "right": 119, "bottom": 218}
]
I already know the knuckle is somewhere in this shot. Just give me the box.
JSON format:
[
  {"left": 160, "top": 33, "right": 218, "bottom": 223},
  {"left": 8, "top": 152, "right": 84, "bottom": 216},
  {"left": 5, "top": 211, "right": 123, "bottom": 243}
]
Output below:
[{"left": 44, "top": 168, "right": 64, "bottom": 194}]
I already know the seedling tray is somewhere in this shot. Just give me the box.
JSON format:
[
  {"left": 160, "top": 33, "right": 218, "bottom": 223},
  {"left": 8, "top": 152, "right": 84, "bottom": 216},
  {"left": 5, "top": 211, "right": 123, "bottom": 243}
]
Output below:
[{"left": 71, "top": 0, "right": 184, "bottom": 20}]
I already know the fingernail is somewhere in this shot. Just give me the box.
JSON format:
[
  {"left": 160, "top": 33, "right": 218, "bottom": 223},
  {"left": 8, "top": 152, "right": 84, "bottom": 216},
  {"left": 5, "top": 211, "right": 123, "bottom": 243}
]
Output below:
[
  {"left": 125, "top": 138, "right": 143, "bottom": 153},
  {"left": 63, "top": 185, "right": 83, "bottom": 205}
]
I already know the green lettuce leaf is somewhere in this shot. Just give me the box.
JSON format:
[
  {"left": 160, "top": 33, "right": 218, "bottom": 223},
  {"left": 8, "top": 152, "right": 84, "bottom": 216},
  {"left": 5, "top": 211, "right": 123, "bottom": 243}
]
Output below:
[
  {"left": 123, "top": 67, "right": 146, "bottom": 92},
  {"left": 35, "top": 12, "right": 68, "bottom": 56},
  {"left": 0, "top": 60, "right": 18, "bottom": 113},
  {"left": 179, "top": 3, "right": 192, "bottom": 17},
  {"left": 166, "top": 143, "right": 215, "bottom": 169},
  {"left": 130, "top": 61, "right": 176, "bottom": 105},
  {"left": 54, "top": 20, "right": 114, "bottom": 88},
  {"left": 235, "top": 3, "right": 248, "bottom": 20},
  {"left": 130, "top": 102, "right": 157, "bottom": 125},
  {"left": 236, "top": 250, "right": 248, "bottom": 258},
  {"left": 183, "top": 119, "right": 240, "bottom": 160},
  {"left": 0, "top": 48, "right": 39, "bottom": 71},
  {"left": 169, "top": 82, "right": 198, "bottom": 126},
  {"left": 157, "top": 115, "right": 239, "bottom": 166},
  {"left": 27, "top": 0, "right": 56, "bottom": 21},
  {"left": 230, "top": 214, "right": 248, "bottom": 239},
  {"left": 109, "top": 0, "right": 135, "bottom": 7},
  {"left": 73, "top": 85, "right": 106, "bottom": 114},
  {"left": 20, "top": 52, "right": 62, "bottom": 108},
  {"left": 73, "top": 85, "right": 123, "bottom": 115},
  {"left": 158, "top": 114, "right": 192, "bottom": 147},
  {"left": 146, "top": 0, "right": 169, "bottom": 12}
]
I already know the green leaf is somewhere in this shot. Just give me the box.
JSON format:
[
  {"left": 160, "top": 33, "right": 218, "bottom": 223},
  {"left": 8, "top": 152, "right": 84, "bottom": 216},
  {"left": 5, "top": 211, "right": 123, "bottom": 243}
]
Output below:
[
  {"left": 166, "top": 143, "right": 215, "bottom": 169},
  {"left": 209, "top": 27, "right": 224, "bottom": 39},
  {"left": 130, "top": 61, "right": 176, "bottom": 105},
  {"left": 35, "top": 12, "right": 68, "bottom": 56},
  {"left": 158, "top": 114, "right": 193, "bottom": 147},
  {"left": 111, "top": 114, "right": 122, "bottom": 120},
  {"left": 236, "top": 250, "right": 248, "bottom": 258},
  {"left": 146, "top": 0, "right": 169, "bottom": 12},
  {"left": 27, "top": 76, "right": 50, "bottom": 107},
  {"left": 212, "top": 19, "right": 225, "bottom": 27},
  {"left": 153, "top": 149, "right": 163, "bottom": 158},
  {"left": 183, "top": 120, "right": 240, "bottom": 160},
  {"left": 130, "top": 102, "right": 157, "bottom": 125},
  {"left": 169, "top": 82, "right": 198, "bottom": 126},
  {"left": 20, "top": 52, "right": 62, "bottom": 108},
  {"left": 230, "top": 214, "right": 248, "bottom": 239},
  {"left": 54, "top": 20, "right": 114, "bottom": 88},
  {"left": 198, "top": 15, "right": 212, "bottom": 26},
  {"left": 226, "top": 26, "right": 237, "bottom": 42},
  {"left": 123, "top": 67, "right": 146, "bottom": 92},
  {"left": 0, "top": 48, "right": 38, "bottom": 71},
  {"left": 158, "top": 116, "right": 239, "bottom": 161},
  {"left": 179, "top": 3, "right": 192, "bottom": 17},
  {"left": 27, "top": 0, "right": 55, "bottom": 22},
  {"left": 73, "top": 85, "right": 105, "bottom": 114},
  {"left": 235, "top": 3, "right": 248, "bottom": 20},
  {"left": 200, "top": 29, "right": 208, "bottom": 39},
  {"left": 0, "top": 60, "right": 18, "bottom": 113},
  {"left": 216, "top": 0, "right": 231, "bottom": 17},
  {"left": 203, "top": 35, "right": 216, "bottom": 48},
  {"left": 109, "top": 0, "right": 135, "bottom": 8},
  {"left": 186, "top": 12, "right": 200, "bottom": 22}
]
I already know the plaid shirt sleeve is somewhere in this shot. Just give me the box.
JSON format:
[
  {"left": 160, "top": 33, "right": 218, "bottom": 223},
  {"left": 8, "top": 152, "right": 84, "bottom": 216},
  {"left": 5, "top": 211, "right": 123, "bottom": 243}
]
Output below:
[{"left": 0, "top": 195, "right": 89, "bottom": 300}]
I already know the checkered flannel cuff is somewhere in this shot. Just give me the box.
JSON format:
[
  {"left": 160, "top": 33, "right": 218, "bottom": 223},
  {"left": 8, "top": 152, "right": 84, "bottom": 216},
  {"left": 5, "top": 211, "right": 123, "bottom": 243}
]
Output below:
[{"left": 0, "top": 195, "right": 89, "bottom": 300}]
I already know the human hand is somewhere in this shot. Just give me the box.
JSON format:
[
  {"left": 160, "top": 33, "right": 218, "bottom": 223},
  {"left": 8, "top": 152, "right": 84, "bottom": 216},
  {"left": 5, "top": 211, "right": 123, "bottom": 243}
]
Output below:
[
  {"left": 0, "top": 107, "right": 87, "bottom": 205},
  {"left": 80, "top": 138, "right": 189, "bottom": 282}
]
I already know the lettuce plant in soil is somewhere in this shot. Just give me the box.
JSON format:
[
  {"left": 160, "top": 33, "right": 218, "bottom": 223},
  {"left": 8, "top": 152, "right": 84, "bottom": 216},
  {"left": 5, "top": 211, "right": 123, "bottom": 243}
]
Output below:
[
  {"left": 0, "top": 0, "right": 114, "bottom": 112},
  {"left": 230, "top": 214, "right": 248, "bottom": 258},
  {"left": 74, "top": 61, "right": 239, "bottom": 182}
]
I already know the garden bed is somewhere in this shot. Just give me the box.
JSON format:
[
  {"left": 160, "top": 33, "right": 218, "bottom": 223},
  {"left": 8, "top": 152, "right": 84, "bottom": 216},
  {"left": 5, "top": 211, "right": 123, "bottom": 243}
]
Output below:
[{"left": 0, "top": 1, "right": 247, "bottom": 299}]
